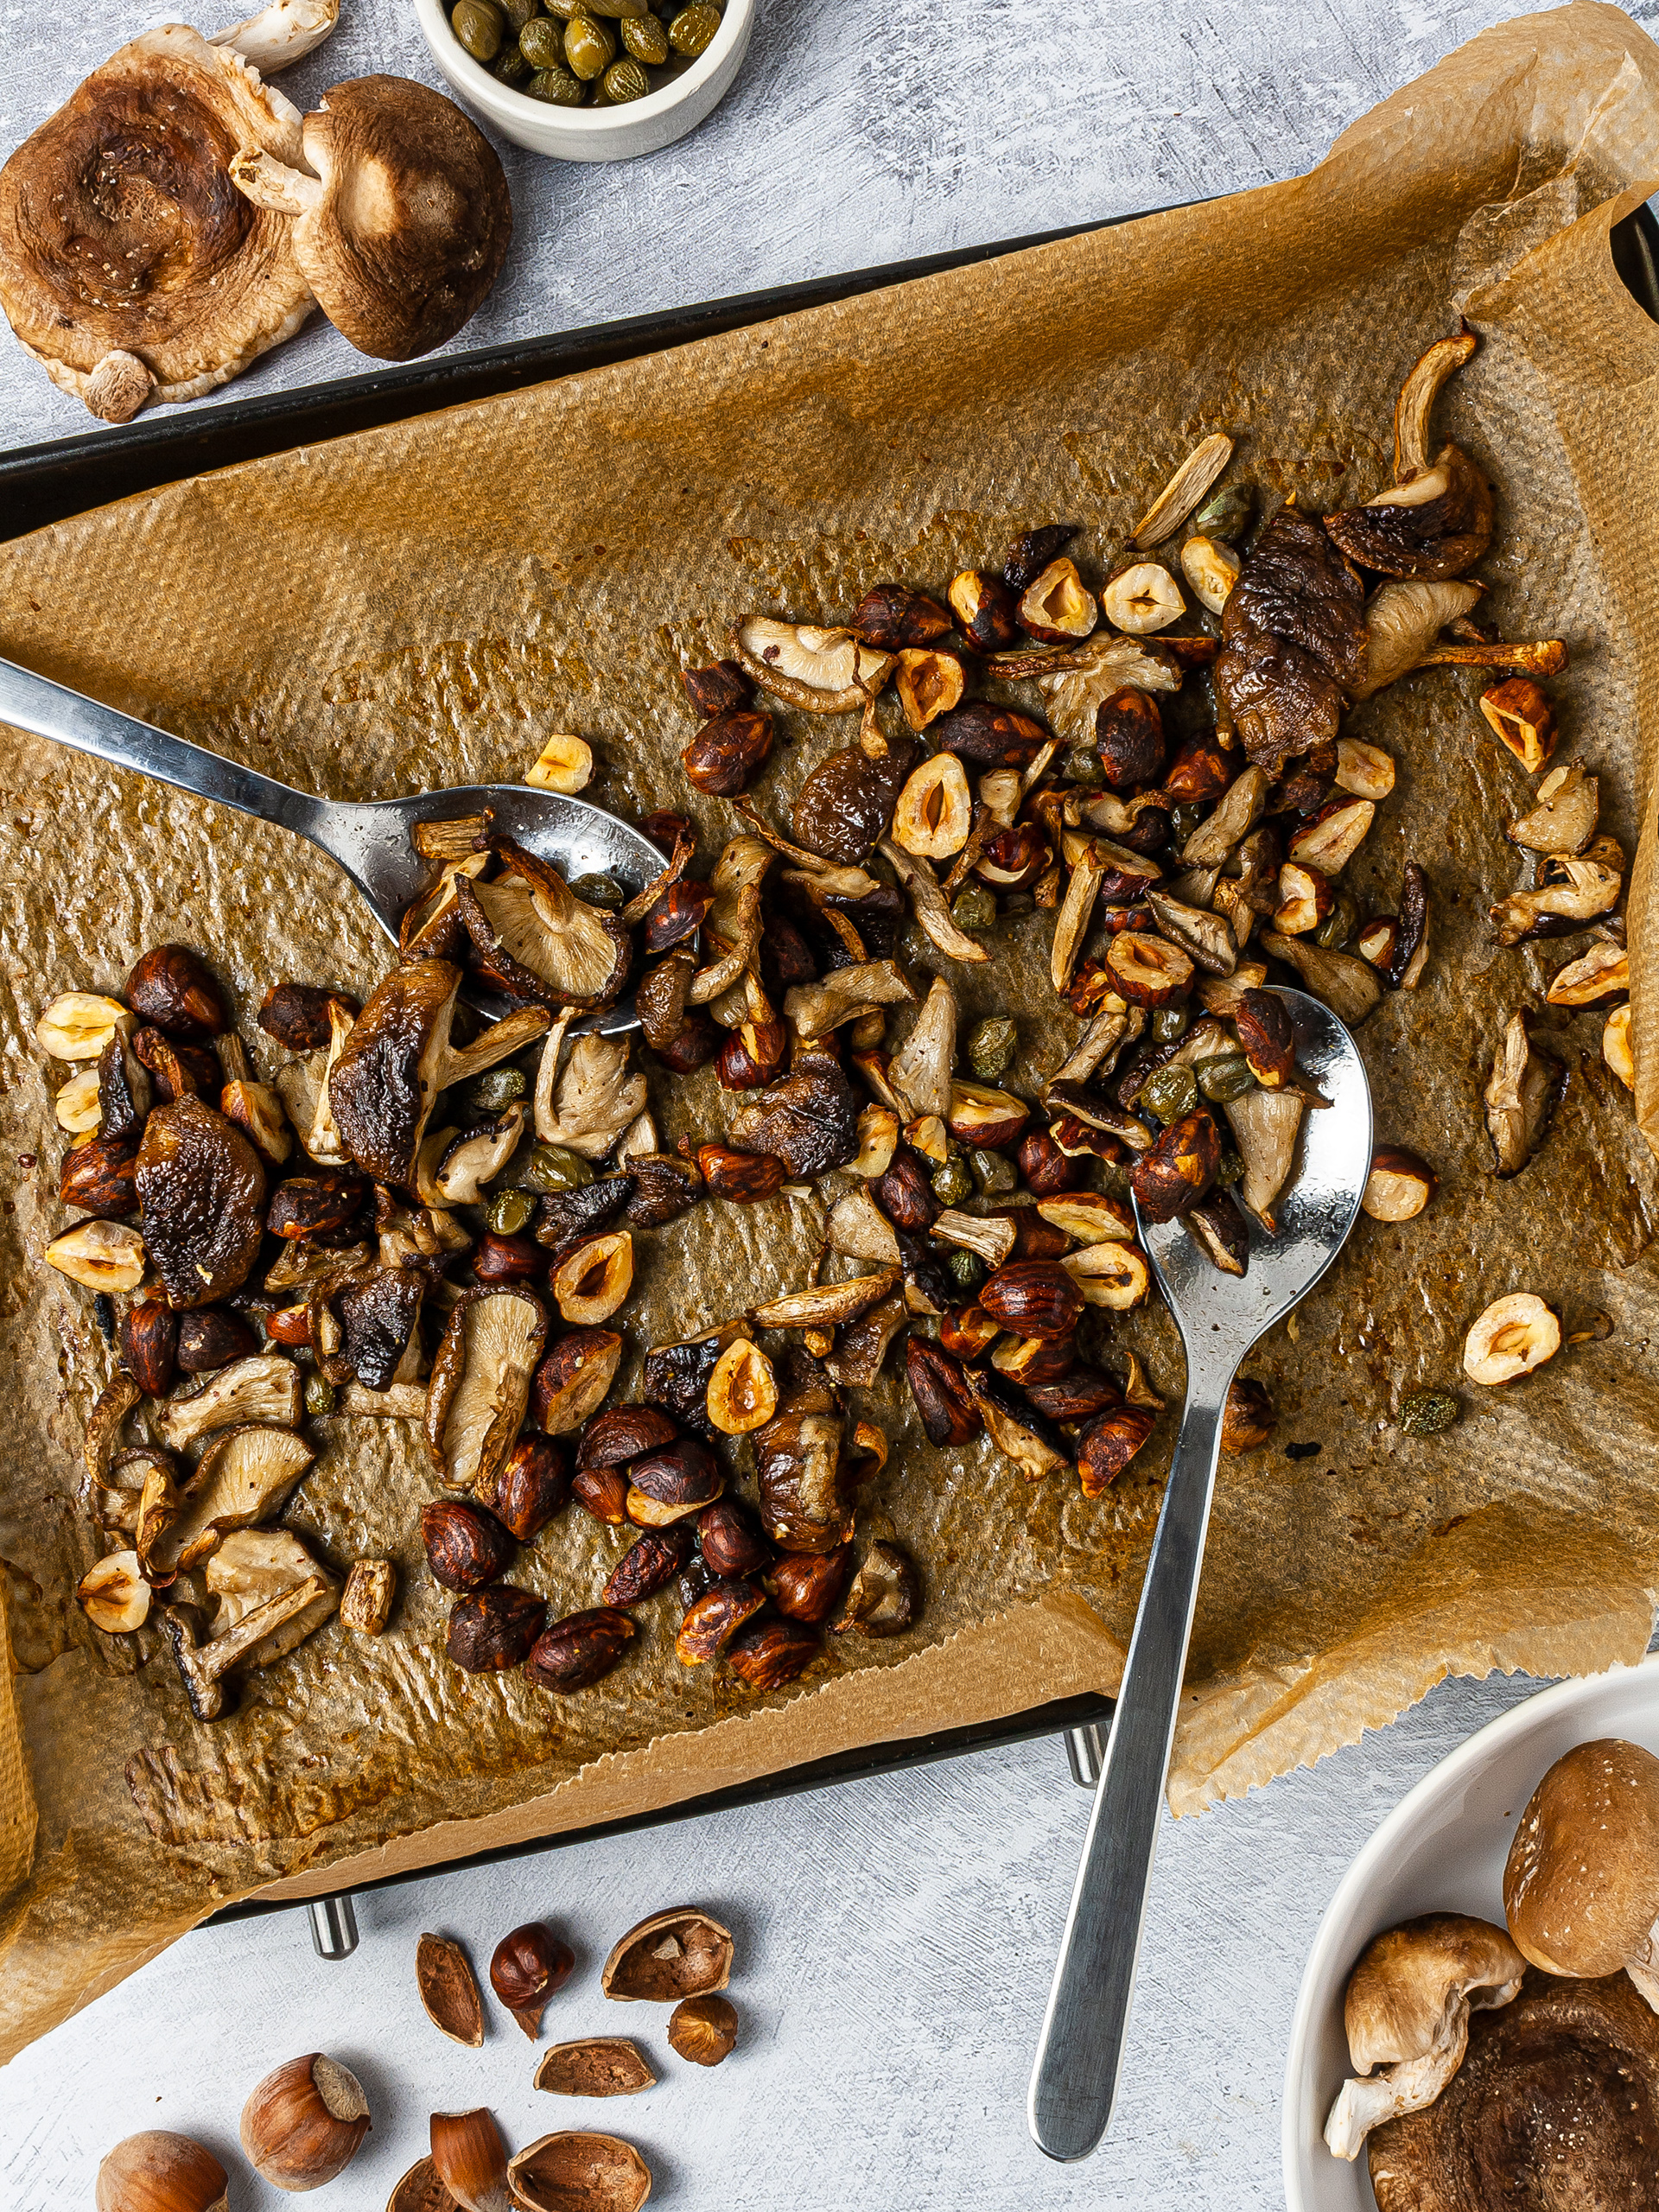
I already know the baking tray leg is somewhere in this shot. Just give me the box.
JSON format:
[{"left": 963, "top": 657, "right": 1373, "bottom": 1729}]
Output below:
[{"left": 307, "top": 1893, "right": 359, "bottom": 1960}]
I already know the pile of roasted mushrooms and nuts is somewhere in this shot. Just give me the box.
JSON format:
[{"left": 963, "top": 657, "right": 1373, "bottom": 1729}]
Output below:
[
  {"left": 38, "top": 321, "right": 1630, "bottom": 1723},
  {"left": 1323, "top": 1735, "right": 1659, "bottom": 2211}
]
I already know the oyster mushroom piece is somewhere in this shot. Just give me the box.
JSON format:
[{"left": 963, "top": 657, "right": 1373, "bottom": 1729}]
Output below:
[
  {"left": 1322, "top": 1914, "right": 1525, "bottom": 2159},
  {"left": 148, "top": 1423, "right": 315, "bottom": 1575},
  {"left": 212, "top": 0, "right": 339, "bottom": 69},
  {"left": 231, "top": 75, "right": 511, "bottom": 360},
  {"left": 1350, "top": 578, "right": 1484, "bottom": 697},
  {"left": 1503, "top": 1738, "right": 1659, "bottom": 2011},
  {"left": 1034, "top": 635, "right": 1183, "bottom": 747},
  {"left": 827, "top": 1183, "right": 901, "bottom": 1265},
  {"left": 155, "top": 1352, "right": 304, "bottom": 1450},
  {"left": 886, "top": 976, "right": 957, "bottom": 1122},
  {"left": 329, "top": 958, "right": 549, "bottom": 1185},
  {"left": 1483, "top": 1012, "right": 1566, "bottom": 1178},
  {"left": 963, "top": 1367, "right": 1070, "bottom": 1482},
  {"left": 785, "top": 959, "right": 915, "bottom": 1039},
  {"left": 136, "top": 1096, "right": 267, "bottom": 1309},
  {"left": 506, "top": 2134, "right": 652, "bottom": 2212},
  {"left": 730, "top": 618, "right": 893, "bottom": 714},
  {"left": 1490, "top": 855, "right": 1622, "bottom": 947},
  {"left": 419, "top": 1103, "right": 524, "bottom": 1205},
  {"left": 1223, "top": 1084, "right": 1306, "bottom": 1229},
  {"left": 533, "top": 1028, "right": 647, "bottom": 1158},
  {"left": 458, "top": 841, "right": 632, "bottom": 1012},
  {"left": 1256, "top": 931, "right": 1384, "bottom": 1027},
  {"left": 0, "top": 27, "right": 314, "bottom": 421},
  {"left": 426, "top": 1286, "right": 548, "bottom": 1494},
  {"left": 875, "top": 837, "right": 989, "bottom": 964}
]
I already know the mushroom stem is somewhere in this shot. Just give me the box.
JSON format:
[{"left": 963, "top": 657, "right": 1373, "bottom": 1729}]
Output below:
[
  {"left": 1417, "top": 638, "right": 1568, "bottom": 675},
  {"left": 229, "top": 146, "right": 323, "bottom": 219},
  {"left": 1324, "top": 2029, "right": 1469, "bottom": 2161},
  {"left": 212, "top": 0, "right": 339, "bottom": 69},
  {"left": 1395, "top": 326, "right": 1477, "bottom": 477}
]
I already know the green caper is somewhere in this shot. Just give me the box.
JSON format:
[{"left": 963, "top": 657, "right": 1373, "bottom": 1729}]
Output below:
[
  {"left": 467, "top": 1065, "right": 528, "bottom": 1113},
  {"left": 564, "top": 11, "right": 616, "bottom": 75},
  {"left": 543, "top": 0, "right": 582, "bottom": 13},
  {"left": 585, "top": 0, "right": 647, "bottom": 12},
  {"left": 1198, "top": 1052, "right": 1256, "bottom": 1104},
  {"left": 667, "top": 1, "right": 720, "bottom": 54},
  {"left": 946, "top": 1247, "right": 986, "bottom": 1293},
  {"left": 950, "top": 883, "right": 997, "bottom": 933},
  {"left": 931, "top": 1152, "right": 974, "bottom": 1207},
  {"left": 602, "top": 54, "right": 651, "bottom": 99},
  {"left": 1398, "top": 1389, "right": 1460, "bottom": 1438},
  {"left": 1315, "top": 891, "right": 1358, "bottom": 950},
  {"left": 967, "top": 1016, "right": 1017, "bottom": 1082},
  {"left": 493, "top": 45, "right": 532, "bottom": 79},
  {"left": 1062, "top": 745, "right": 1105, "bottom": 788},
  {"left": 522, "top": 1141, "right": 594, "bottom": 1194},
  {"left": 1167, "top": 801, "right": 1207, "bottom": 846},
  {"left": 1191, "top": 482, "right": 1255, "bottom": 544},
  {"left": 487, "top": 1187, "right": 537, "bottom": 1236},
  {"left": 526, "top": 63, "right": 586, "bottom": 100},
  {"left": 1140, "top": 1062, "right": 1198, "bottom": 1124},
  {"left": 518, "top": 13, "right": 566, "bottom": 64},
  {"left": 1149, "top": 1001, "right": 1191, "bottom": 1045},
  {"left": 452, "top": 0, "right": 505, "bottom": 59},
  {"left": 569, "top": 869, "right": 626, "bottom": 908},
  {"left": 500, "top": 0, "right": 537, "bottom": 30},
  {"left": 1215, "top": 1145, "right": 1245, "bottom": 1186},
  {"left": 620, "top": 10, "right": 669, "bottom": 60},
  {"left": 303, "top": 1371, "right": 336, "bottom": 1418},
  {"left": 970, "top": 1147, "right": 1018, "bottom": 1198}
]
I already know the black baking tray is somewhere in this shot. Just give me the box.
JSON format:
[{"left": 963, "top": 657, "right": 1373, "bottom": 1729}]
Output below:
[{"left": 5, "top": 194, "right": 1654, "bottom": 1920}]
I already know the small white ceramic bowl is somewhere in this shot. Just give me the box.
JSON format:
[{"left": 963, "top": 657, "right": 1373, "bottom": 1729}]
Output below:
[
  {"left": 1281, "top": 1655, "right": 1659, "bottom": 2212},
  {"left": 415, "top": 0, "right": 753, "bottom": 161}
]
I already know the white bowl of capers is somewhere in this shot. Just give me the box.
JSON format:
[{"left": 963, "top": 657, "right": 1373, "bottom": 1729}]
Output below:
[{"left": 415, "top": 0, "right": 753, "bottom": 161}]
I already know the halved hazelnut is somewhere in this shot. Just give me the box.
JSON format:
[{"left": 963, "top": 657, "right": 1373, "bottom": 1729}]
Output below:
[
  {"left": 949, "top": 569, "right": 1020, "bottom": 652},
  {"left": 1547, "top": 940, "right": 1629, "bottom": 1007},
  {"left": 1274, "top": 862, "right": 1334, "bottom": 935},
  {"left": 1020, "top": 556, "right": 1096, "bottom": 640},
  {"left": 1356, "top": 917, "right": 1399, "bottom": 969},
  {"left": 1077, "top": 1404, "right": 1157, "bottom": 1495},
  {"left": 1605, "top": 1002, "right": 1635, "bottom": 1088},
  {"left": 1479, "top": 677, "right": 1555, "bottom": 771},
  {"left": 1103, "top": 562, "right": 1184, "bottom": 633},
  {"left": 975, "top": 820, "right": 1051, "bottom": 889},
  {"left": 524, "top": 734, "right": 594, "bottom": 795},
  {"left": 1335, "top": 737, "right": 1395, "bottom": 800},
  {"left": 945, "top": 1080, "right": 1029, "bottom": 1150},
  {"left": 1463, "top": 1292, "right": 1560, "bottom": 1385},
  {"left": 1062, "top": 1241, "right": 1150, "bottom": 1307},
  {"left": 1288, "top": 798, "right": 1375, "bottom": 876},
  {"left": 706, "top": 1338, "right": 778, "bottom": 1434},
  {"left": 78, "top": 1548, "right": 149, "bottom": 1632},
  {"left": 46, "top": 1218, "right": 147, "bottom": 1291},
  {"left": 1105, "top": 933, "right": 1194, "bottom": 1007},
  {"left": 530, "top": 1329, "right": 624, "bottom": 1436},
  {"left": 1363, "top": 1146, "right": 1438, "bottom": 1222},
  {"left": 551, "top": 1232, "right": 633, "bottom": 1326},
  {"left": 852, "top": 1105, "right": 900, "bottom": 1179},
  {"left": 1179, "top": 533, "right": 1240, "bottom": 614},
  {"left": 892, "top": 753, "right": 972, "bottom": 859},
  {"left": 938, "top": 1304, "right": 1000, "bottom": 1360},
  {"left": 35, "top": 990, "right": 132, "bottom": 1061},
  {"left": 894, "top": 647, "right": 966, "bottom": 731},
  {"left": 1034, "top": 1190, "right": 1135, "bottom": 1243},
  {"left": 54, "top": 1065, "right": 103, "bottom": 1133},
  {"left": 991, "top": 1333, "right": 1074, "bottom": 1385}
]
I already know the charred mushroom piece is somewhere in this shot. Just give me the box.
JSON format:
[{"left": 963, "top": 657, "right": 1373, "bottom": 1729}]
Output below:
[
  {"left": 1185, "top": 1191, "right": 1250, "bottom": 1275},
  {"left": 1490, "top": 855, "right": 1622, "bottom": 946},
  {"left": 1503, "top": 1738, "right": 1659, "bottom": 2011},
  {"left": 755, "top": 1376, "right": 851, "bottom": 1554},
  {"left": 329, "top": 959, "right": 548, "bottom": 1185},
  {"left": 459, "top": 842, "right": 631, "bottom": 1012},
  {"left": 963, "top": 1366, "right": 1069, "bottom": 1481},
  {"left": 832, "top": 1539, "right": 919, "bottom": 1637},
  {"left": 1215, "top": 507, "right": 1368, "bottom": 770},
  {"left": 1546, "top": 938, "right": 1630, "bottom": 1008},
  {"left": 420, "top": 1104, "right": 524, "bottom": 1207},
  {"left": 785, "top": 959, "right": 915, "bottom": 1039},
  {"left": 885, "top": 976, "right": 957, "bottom": 1123},
  {"left": 426, "top": 1285, "right": 547, "bottom": 1493},
  {"left": 1322, "top": 1913, "right": 1526, "bottom": 2158},
  {"left": 231, "top": 75, "right": 511, "bottom": 361},
  {"left": 731, "top": 618, "right": 893, "bottom": 715},
  {"left": 0, "top": 27, "right": 315, "bottom": 421},
  {"left": 729, "top": 1053, "right": 861, "bottom": 1177},
  {"left": 333, "top": 1266, "right": 423, "bottom": 1390},
  {"left": 878, "top": 836, "right": 991, "bottom": 965},
  {"left": 824, "top": 1292, "right": 908, "bottom": 1388},
  {"left": 1483, "top": 1012, "right": 1566, "bottom": 1178},
  {"left": 135, "top": 1096, "right": 266, "bottom": 1309},
  {"left": 155, "top": 1352, "right": 302, "bottom": 1450},
  {"left": 1325, "top": 332, "right": 1492, "bottom": 579}
]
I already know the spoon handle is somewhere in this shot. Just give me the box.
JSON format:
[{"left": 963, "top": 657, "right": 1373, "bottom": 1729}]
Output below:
[
  {"left": 0, "top": 654, "right": 326, "bottom": 840},
  {"left": 1027, "top": 1359, "right": 1237, "bottom": 2161}
]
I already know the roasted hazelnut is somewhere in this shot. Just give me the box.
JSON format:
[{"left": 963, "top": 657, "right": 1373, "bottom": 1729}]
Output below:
[
  {"left": 1161, "top": 732, "right": 1231, "bottom": 803},
  {"left": 894, "top": 646, "right": 967, "bottom": 731},
  {"left": 59, "top": 1129, "right": 140, "bottom": 1218},
  {"left": 530, "top": 1328, "right": 624, "bottom": 1435},
  {"left": 1120, "top": 807, "right": 1173, "bottom": 856},
  {"left": 473, "top": 1230, "right": 543, "bottom": 1285},
  {"left": 1025, "top": 1364, "right": 1124, "bottom": 1426},
  {"left": 551, "top": 1231, "right": 633, "bottom": 1326},
  {"left": 725, "top": 1610, "right": 820, "bottom": 1690},
  {"left": 682, "top": 659, "right": 752, "bottom": 718},
  {"left": 257, "top": 981, "right": 358, "bottom": 1052},
  {"left": 676, "top": 1577, "right": 766, "bottom": 1664},
  {"left": 939, "top": 1303, "right": 1000, "bottom": 1360},
  {"left": 1605, "top": 1001, "right": 1635, "bottom": 1088},
  {"left": 1128, "top": 1109, "right": 1221, "bottom": 1223},
  {"left": 132, "top": 1027, "right": 220, "bottom": 1102},
  {"left": 640, "top": 810, "right": 696, "bottom": 858},
  {"left": 945, "top": 1080, "right": 1029, "bottom": 1152},
  {"left": 572, "top": 1464, "right": 631, "bottom": 1524},
  {"left": 1479, "top": 677, "right": 1556, "bottom": 772},
  {"left": 706, "top": 1337, "right": 778, "bottom": 1435},
  {"left": 682, "top": 708, "right": 774, "bottom": 797},
  {"left": 1077, "top": 1404, "right": 1158, "bottom": 1495},
  {"left": 1463, "top": 1292, "right": 1560, "bottom": 1386},
  {"left": 423, "top": 1498, "right": 518, "bottom": 1592},
  {"left": 525, "top": 1605, "right": 636, "bottom": 1691},
  {"left": 1219, "top": 1376, "right": 1274, "bottom": 1452},
  {"left": 906, "top": 1336, "right": 982, "bottom": 1446},
  {"left": 892, "top": 753, "right": 973, "bottom": 859},
  {"left": 120, "top": 1295, "right": 178, "bottom": 1396},
  {"left": 643, "top": 877, "right": 716, "bottom": 953},
  {"left": 96, "top": 2130, "right": 230, "bottom": 2212},
  {"left": 1232, "top": 988, "right": 1295, "bottom": 1088},
  {"left": 715, "top": 1020, "right": 787, "bottom": 1091},
  {"left": 1019, "top": 555, "right": 1096, "bottom": 639},
  {"left": 690, "top": 1502, "right": 768, "bottom": 1583},
  {"left": 935, "top": 701, "right": 1050, "bottom": 768},
  {"left": 578, "top": 1405, "right": 679, "bottom": 1471},
  {"left": 991, "top": 1332, "right": 1075, "bottom": 1386},
  {"left": 1106, "top": 932, "right": 1195, "bottom": 1007},
  {"left": 695, "top": 1142, "right": 785, "bottom": 1203},
  {"left": 1274, "top": 861, "right": 1333, "bottom": 935},
  {"left": 974, "top": 820, "right": 1050, "bottom": 888},
  {"left": 1355, "top": 917, "right": 1400, "bottom": 969},
  {"left": 1095, "top": 688, "right": 1165, "bottom": 789},
  {"left": 833, "top": 1539, "right": 920, "bottom": 1637},
  {"left": 1362, "top": 1146, "right": 1438, "bottom": 1223},
  {"left": 1017, "top": 1127, "right": 1086, "bottom": 1196},
  {"left": 652, "top": 1008, "right": 721, "bottom": 1073},
  {"left": 490, "top": 1921, "right": 575, "bottom": 2039},
  {"left": 978, "top": 1260, "right": 1084, "bottom": 1340},
  {"left": 446, "top": 1584, "right": 546, "bottom": 1671},
  {"left": 850, "top": 582, "right": 951, "bottom": 650},
  {"left": 239, "top": 2053, "right": 371, "bottom": 2192},
  {"left": 125, "top": 944, "right": 226, "bottom": 1040},
  {"left": 949, "top": 567, "right": 1021, "bottom": 651},
  {"left": 175, "top": 1306, "right": 258, "bottom": 1374},
  {"left": 627, "top": 1435, "right": 721, "bottom": 1510},
  {"left": 267, "top": 1170, "right": 367, "bottom": 1241},
  {"left": 874, "top": 1147, "right": 940, "bottom": 1230},
  {"left": 770, "top": 1541, "right": 855, "bottom": 1624},
  {"left": 602, "top": 1525, "right": 695, "bottom": 1605},
  {"left": 47, "top": 1217, "right": 147, "bottom": 1293},
  {"left": 486, "top": 1435, "right": 570, "bottom": 1541}
]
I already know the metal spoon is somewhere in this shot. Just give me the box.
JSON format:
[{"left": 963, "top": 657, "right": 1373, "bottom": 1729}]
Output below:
[
  {"left": 0, "top": 653, "right": 663, "bottom": 1033},
  {"left": 1027, "top": 988, "right": 1372, "bottom": 2162}
]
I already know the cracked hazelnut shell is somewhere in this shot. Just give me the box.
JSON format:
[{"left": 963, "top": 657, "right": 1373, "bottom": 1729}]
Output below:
[
  {"left": 534, "top": 2039, "right": 656, "bottom": 2096},
  {"left": 506, "top": 2133, "right": 652, "bottom": 2212},
  {"left": 417, "top": 1932, "right": 486, "bottom": 2046},
  {"left": 601, "top": 1908, "right": 733, "bottom": 2001}
]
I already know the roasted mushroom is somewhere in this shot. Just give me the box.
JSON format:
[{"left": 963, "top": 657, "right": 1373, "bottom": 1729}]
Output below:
[
  {"left": 136, "top": 1096, "right": 267, "bottom": 1308},
  {"left": 147, "top": 1423, "right": 315, "bottom": 1575},
  {"left": 1214, "top": 506, "right": 1368, "bottom": 770},
  {"left": 426, "top": 1286, "right": 548, "bottom": 1493},
  {"left": 155, "top": 1352, "right": 303, "bottom": 1450},
  {"left": 459, "top": 841, "right": 632, "bottom": 1012},
  {"left": 728, "top": 1052, "right": 861, "bottom": 1178},
  {"left": 162, "top": 1529, "right": 339, "bottom": 1720},
  {"left": 533, "top": 1026, "right": 648, "bottom": 1160},
  {"left": 1482, "top": 1012, "right": 1566, "bottom": 1178},
  {"left": 1325, "top": 330, "right": 1493, "bottom": 579},
  {"left": 754, "top": 1370, "right": 852, "bottom": 1554},
  {"left": 731, "top": 617, "right": 893, "bottom": 715}
]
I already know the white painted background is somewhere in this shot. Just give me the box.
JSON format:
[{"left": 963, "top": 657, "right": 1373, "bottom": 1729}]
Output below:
[{"left": 3, "top": 3, "right": 1658, "bottom": 2206}]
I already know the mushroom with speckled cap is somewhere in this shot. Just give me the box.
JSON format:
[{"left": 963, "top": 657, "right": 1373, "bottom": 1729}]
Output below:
[
  {"left": 1323, "top": 1914, "right": 1526, "bottom": 2159},
  {"left": 230, "top": 77, "right": 512, "bottom": 362},
  {"left": 1503, "top": 1735, "right": 1659, "bottom": 2012}
]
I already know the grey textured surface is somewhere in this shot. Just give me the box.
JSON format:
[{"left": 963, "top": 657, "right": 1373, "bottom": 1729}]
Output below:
[{"left": 1, "top": 2, "right": 1656, "bottom": 2206}]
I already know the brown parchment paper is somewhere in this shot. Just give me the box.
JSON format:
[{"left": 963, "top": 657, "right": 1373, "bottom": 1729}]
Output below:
[{"left": 3, "top": 0, "right": 1659, "bottom": 2063}]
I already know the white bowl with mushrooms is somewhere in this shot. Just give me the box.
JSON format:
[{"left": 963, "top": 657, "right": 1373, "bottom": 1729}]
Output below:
[
  {"left": 1282, "top": 1656, "right": 1659, "bottom": 2209},
  {"left": 412, "top": 0, "right": 753, "bottom": 161}
]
